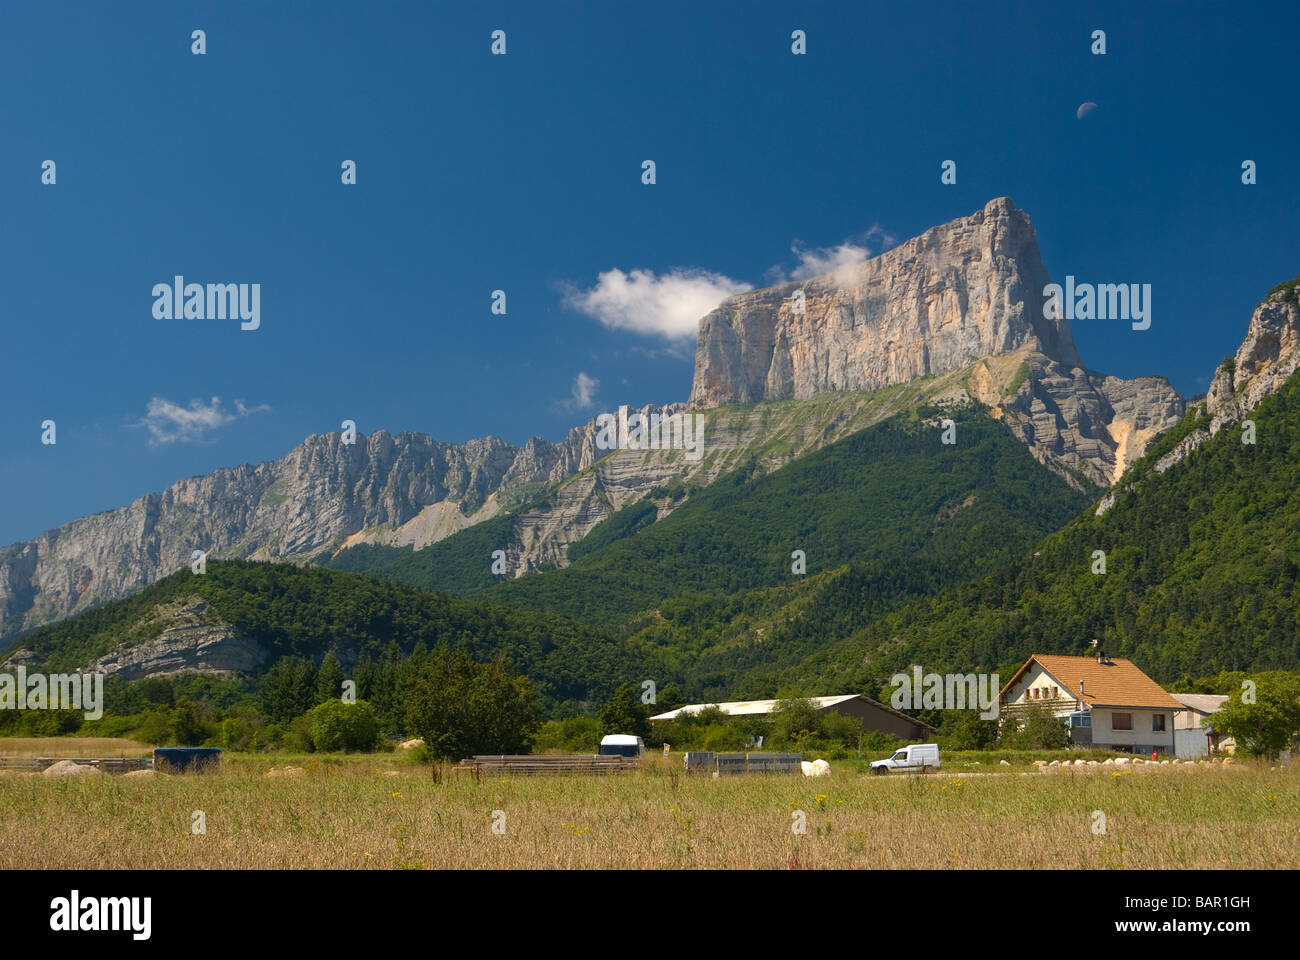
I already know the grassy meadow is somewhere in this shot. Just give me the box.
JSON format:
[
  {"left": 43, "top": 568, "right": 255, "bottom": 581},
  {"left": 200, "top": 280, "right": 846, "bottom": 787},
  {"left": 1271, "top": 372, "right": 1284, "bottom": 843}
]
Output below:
[
  {"left": 0, "top": 737, "right": 153, "bottom": 758},
  {"left": 1, "top": 744, "right": 1297, "bottom": 869}
]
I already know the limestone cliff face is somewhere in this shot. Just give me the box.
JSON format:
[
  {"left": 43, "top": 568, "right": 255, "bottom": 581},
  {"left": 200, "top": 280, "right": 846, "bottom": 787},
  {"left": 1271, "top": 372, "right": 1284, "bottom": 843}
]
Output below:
[
  {"left": 992, "top": 354, "right": 1185, "bottom": 487},
  {"left": 91, "top": 598, "right": 267, "bottom": 680},
  {"left": 690, "top": 198, "right": 1183, "bottom": 488},
  {"left": 690, "top": 198, "right": 1081, "bottom": 407},
  {"left": 1206, "top": 284, "right": 1300, "bottom": 433},
  {"left": 0, "top": 427, "right": 608, "bottom": 639},
  {"left": 1094, "top": 280, "right": 1299, "bottom": 516}
]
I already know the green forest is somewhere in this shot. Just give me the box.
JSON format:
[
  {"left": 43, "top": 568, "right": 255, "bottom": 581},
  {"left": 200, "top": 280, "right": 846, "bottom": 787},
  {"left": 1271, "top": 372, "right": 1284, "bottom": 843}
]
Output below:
[
  {"left": 12, "top": 560, "right": 642, "bottom": 715},
  {"left": 763, "top": 374, "right": 1300, "bottom": 698}
]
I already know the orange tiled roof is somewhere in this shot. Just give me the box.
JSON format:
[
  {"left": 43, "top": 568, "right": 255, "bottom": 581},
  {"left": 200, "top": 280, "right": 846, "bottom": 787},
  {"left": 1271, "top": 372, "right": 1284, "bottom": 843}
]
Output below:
[{"left": 1001, "top": 655, "right": 1183, "bottom": 710}]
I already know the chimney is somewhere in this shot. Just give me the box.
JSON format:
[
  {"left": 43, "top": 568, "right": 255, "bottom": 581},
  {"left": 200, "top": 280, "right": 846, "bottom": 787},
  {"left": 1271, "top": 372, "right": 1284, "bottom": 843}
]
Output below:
[{"left": 1079, "top": 680, "right": 1085, "bottom": 697}]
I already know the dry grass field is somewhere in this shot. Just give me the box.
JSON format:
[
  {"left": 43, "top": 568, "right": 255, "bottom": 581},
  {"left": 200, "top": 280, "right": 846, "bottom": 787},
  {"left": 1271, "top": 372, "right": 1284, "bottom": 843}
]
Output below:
[
  {"left": 0, "top": 737, "right": 153, "bottom": 758},
  {"left": 1, "top": 751, "right": 1296, "bottom": 869}
]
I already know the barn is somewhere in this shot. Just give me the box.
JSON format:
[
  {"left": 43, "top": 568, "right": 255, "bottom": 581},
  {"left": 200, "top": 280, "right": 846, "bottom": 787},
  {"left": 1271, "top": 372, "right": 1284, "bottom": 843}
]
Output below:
[{"left": 649, "top": 694, "right": 934, "bottom": 741}]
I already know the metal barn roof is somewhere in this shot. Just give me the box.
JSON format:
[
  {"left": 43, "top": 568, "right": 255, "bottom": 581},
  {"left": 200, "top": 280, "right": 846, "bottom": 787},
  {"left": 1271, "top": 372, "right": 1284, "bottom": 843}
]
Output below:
[
  {"left": 1168, "top": 693, "right": 1229, "bottom": 714},
  {"left": 649, "top": 694, "right": 862, "bottom": 722}
]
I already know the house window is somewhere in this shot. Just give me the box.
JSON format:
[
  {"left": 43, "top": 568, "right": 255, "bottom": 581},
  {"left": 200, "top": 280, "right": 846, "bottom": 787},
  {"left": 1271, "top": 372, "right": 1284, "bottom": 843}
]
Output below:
[
  {"left": 1031, "top": 688, "right": 1038, "bottom": 699},
  {"left": 1152, "top": 714, "right": 1166, "bottom": 732},
  {"left": 1112, "top": 712, "right": 1132, "bottom": 731},
  {"left": 1052, "top": 686, "right": 1059, "bottom": 699}
]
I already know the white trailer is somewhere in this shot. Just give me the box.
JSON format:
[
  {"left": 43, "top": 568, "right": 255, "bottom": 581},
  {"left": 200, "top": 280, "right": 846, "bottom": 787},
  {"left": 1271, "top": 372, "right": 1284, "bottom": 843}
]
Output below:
[{"left": 598, "top": 734, "right": 645, "bottom": 758}]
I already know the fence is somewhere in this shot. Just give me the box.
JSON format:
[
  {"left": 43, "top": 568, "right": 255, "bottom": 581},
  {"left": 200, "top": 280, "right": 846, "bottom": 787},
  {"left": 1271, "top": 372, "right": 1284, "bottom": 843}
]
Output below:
[
  {"left": 457, "top": 755, "right": 639, "bottom": 776},
  {"left": 695, "top": 752, "right": 804, "bottom": 776},
  {"left": 0, "top": 757, "right": 152, "bottom": 773}
]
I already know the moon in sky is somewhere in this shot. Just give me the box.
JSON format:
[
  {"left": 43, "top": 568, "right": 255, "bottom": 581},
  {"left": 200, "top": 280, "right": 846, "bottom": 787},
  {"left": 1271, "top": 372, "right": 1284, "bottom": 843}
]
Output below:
[{"left": 1077, "top": 101, "right": 1098, "bottom": 119}]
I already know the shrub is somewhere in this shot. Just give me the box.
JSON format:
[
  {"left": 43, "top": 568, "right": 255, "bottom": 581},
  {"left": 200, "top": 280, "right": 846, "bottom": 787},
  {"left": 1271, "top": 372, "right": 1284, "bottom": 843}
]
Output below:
[
  {"left": 135, "top": 708, "right": 172, "bottom": 746},
  {"left": 699, "top": 723, "right": 746, "bottom": 752},
  {"left": 998, "top": 702, "right": 1069, "bottom": 750},
  {"left": 401, "top": 649, "right": 537, "bottom": 761},
  {"left": 1211, "top": 672, "right": 1300, "bottom": 759},
  {"left": 597, "top": 683, "right": 651, "bottom": 739},
  {"left": 77, "top": 713, "right": 139, "bottom": 738},
  {"left": 532, "top": 716, "right": 602, "bottom": 753},
  {"left": 307, "top": 699, "right": 382, "bottom": 752},
  {"left": 770, "top": 699, "right": 869, "bottom": 752},
  {"left": 405, "top": 742, "right": 432, "bottom": 764},
  {"left": 169, "top": 697, "right": 206, "bottom": 746},
  {"left": 18, "top": 709, "right": 81, "bottom": 737},
  {"left": 939, "top": 709, "right": 999, "bottom": 751},
  {"left": 860, "top": 730, "right": 903, "bottom": 754},
  {"left": 284, "top": 713, "right": 314, "bottom": 753}
]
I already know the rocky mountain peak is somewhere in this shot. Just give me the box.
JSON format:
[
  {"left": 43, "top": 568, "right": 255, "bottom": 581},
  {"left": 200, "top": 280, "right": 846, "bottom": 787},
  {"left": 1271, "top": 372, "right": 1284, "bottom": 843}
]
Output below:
[
  {"left": 689, "top": 198, "right": 1080, "bottom": 409},
  {"left": 1206, "top": 278, "right": 1300, "bottom": 433}
]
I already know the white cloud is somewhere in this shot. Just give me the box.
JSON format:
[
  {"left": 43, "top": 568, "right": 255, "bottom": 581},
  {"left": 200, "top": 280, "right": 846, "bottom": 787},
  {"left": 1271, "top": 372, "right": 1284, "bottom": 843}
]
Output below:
[
  {"left": 563, "top": 267, "right": 752, "bottom": 340},
  {"left": 569, "top": 372, "right": 599, "bottom": 409},
  {"left": 770, "top": 225, "right": 898, "bottom": 285},
  {"left": 138, "top": 396, "right": 270, "bottom": 445}
]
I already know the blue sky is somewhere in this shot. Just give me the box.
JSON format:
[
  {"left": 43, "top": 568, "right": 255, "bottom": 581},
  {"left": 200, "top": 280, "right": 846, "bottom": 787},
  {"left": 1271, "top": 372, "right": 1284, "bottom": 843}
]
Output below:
[{"left": 3, "top": 1, "right": 1298, "bottom": 546}]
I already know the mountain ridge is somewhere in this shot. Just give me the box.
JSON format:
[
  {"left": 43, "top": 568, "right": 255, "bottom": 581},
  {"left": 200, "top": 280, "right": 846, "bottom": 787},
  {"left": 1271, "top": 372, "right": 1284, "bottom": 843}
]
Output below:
[{"left": 2, "top": 200, "right": 1256, "bottom": 641}]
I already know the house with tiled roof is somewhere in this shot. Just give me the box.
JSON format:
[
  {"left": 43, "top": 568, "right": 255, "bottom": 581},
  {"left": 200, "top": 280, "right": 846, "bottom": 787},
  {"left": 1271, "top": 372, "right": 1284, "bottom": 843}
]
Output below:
[{"left": 999, "top": 652, "right": 1184, "bottom": 755}]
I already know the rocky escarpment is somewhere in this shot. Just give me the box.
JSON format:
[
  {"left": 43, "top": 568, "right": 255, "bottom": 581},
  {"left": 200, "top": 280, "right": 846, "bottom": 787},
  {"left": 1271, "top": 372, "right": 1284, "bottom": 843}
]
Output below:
[
  {"left": 494, "top": 374, "right": 996, "bottom": 576},
  {"left": 1095, "top": 276, "right": 1299, "bottom": 515},
  {"left": 1206, "top": 280, "right": 1300, "bottom": 434},
  {"left": 991, "top": 355, "right": 1185, "bottom": 487},
  {"left": 690, "top": 197, "right": 1080, "bottom": 407},
  {"left": 0, "top": 426, "right": 612, "bottom": 639},
  {"left": 92, "top": 598, "right": 265, "bottom": 680},
  {"left": 691, "top": 198, "right": 1183, "bottom": 487}
]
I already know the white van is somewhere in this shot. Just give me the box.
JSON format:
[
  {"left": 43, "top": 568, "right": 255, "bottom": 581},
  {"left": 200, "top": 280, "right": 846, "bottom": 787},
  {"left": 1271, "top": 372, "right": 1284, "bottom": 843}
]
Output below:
[
  {"left": 598, "top": 734, "right": 645, "bottom": 758},
  {"left": 869, "top": 743, "right": 940, "bottom": 774}
]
